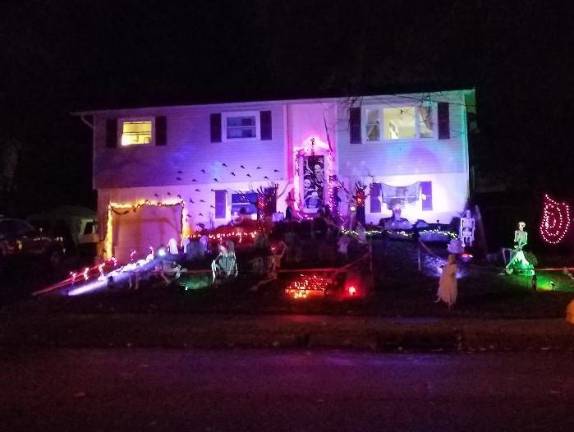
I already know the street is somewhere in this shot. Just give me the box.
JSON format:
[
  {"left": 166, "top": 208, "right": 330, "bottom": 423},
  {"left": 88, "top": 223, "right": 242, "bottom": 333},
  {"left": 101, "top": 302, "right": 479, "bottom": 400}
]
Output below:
[{"left": 1, "top": 349, "right": 573, "bottom": 431}]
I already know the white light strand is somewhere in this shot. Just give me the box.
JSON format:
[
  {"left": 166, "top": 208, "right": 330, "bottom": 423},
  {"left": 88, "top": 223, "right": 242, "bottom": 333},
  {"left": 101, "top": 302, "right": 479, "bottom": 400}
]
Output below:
[{"left": 540, "top": 194, "right": 571, "bottom": 245}]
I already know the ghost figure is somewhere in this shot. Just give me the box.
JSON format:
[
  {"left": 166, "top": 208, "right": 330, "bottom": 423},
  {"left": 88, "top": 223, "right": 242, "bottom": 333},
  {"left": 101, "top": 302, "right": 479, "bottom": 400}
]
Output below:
[
  {"left": 459, "top": 209, "right": 476, "bottom": 247},
  {"left": 168, "top": 238, "right": 179, "bottom": 255}
]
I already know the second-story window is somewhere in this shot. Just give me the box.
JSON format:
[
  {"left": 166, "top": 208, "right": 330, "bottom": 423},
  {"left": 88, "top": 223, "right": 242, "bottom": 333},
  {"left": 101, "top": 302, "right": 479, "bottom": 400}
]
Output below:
[
  {"left": 120, "top": 119, "right": 153, "bottom": 146},
  {"left": 365, "top": 108, "right": 381, "bottom": 142},
  {"left": 383, "top": 107, "right": 416, "bottom": 140},
  {"left": 223, "top": 112, "right": 259, "bottom": 140}
]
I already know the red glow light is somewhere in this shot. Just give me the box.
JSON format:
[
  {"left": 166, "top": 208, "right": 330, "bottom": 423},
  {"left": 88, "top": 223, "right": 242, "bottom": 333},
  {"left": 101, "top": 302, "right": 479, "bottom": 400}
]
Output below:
[{"left": 347, "top": 286, "right": 357, "bottom": 296}]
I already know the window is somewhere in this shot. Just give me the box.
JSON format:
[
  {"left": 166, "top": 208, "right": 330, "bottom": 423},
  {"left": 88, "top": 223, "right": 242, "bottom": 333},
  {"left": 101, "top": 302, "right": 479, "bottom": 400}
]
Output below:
[
  {"left": 417, "top": 104, "right": 434, "bottom": 138},
  {"left": 383, "top": 107, "right": 416, "bottom": 140},
  {"left": 120, "top": 119, "right": 153, "bottom": 146},
  {"left": 231, "top": 192, "right": 258, "bottom": 215},
  {"left": 214, "top": 190, "right": 227, "bottom": 219},
  {"left": 223, "top": 112, "right": 259, "bottom": 140},
  {"left": 360, "top": 104, "right": 435, "bottom": 141},
  {"left": 365, "top": 108, "right": 380, "bottom": 142}
]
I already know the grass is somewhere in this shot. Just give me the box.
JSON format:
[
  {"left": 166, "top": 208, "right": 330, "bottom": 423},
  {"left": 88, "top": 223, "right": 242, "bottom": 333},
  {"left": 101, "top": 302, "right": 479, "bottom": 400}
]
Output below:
[{"left": 4, "top": 238, "right": 574, "bottom": 320}]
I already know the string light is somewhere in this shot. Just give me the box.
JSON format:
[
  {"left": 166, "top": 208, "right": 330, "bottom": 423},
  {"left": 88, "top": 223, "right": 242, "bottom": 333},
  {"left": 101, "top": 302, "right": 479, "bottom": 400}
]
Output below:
[
  {"left": 189, "top": 230, "right": 258, "bottom": 242},
  {"left": 285, "top": 274, "right": 332, "bottom": 299},
  {"left": 418, "top": 229, "right": 458, "bottom": 240},
  {"left": 540, "top": 194, "right": 571, "bottom": 244}
]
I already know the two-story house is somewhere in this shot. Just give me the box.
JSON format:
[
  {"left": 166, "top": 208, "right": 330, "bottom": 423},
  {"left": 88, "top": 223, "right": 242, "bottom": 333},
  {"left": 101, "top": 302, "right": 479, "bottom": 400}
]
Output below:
[{"left": 76, "top": 89, "right": 474, "bottom": 262}]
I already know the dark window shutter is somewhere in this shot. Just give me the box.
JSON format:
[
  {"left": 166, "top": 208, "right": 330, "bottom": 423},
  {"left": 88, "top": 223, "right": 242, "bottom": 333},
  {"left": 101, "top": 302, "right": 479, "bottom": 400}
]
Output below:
[
  {"left": 370, "top": 183, "right": 382, "bottom": 213},
  {"left": 210, "top": 113, "right": 222, "bottom": 143},
  {"left": 438, "top": 102, "right": 450, "bottom": 139},
  {"left": 215, "top": 190, "right": 227, "bottom": 219},
  {"left": 349, "top": 107, "right": 361, "bottom": 144},
  {"left": 105, "top": 119, "right": 117, "bottom": 148},
  {"left": 155, "top": 116, "right": 167, "bottom": 146},
  {"left": 260, "top": 111, "right": 272, "bottom": 140},
  {"left": 421, "top": 181, "right": 433, "bottom": 211}
]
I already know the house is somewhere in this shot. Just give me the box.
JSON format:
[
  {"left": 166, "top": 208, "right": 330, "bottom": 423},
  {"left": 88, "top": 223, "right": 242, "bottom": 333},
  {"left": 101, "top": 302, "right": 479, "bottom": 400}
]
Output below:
[{"left": 76, "top": 89, "right": 475, "bottom": 262}]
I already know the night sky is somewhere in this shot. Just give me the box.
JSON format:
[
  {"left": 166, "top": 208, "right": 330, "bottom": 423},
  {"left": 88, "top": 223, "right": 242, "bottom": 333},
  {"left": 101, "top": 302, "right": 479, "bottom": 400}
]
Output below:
[{"left": 1, "top": 0, "right": 573, "bottom": 215}]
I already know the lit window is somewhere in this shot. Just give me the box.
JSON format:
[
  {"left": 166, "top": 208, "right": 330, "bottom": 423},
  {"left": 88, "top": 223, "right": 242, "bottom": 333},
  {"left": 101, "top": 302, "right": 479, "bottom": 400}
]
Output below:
[
  {"left": 383, "top": 107, "right": 416, "bottom": 140},
  {"left": 231, "top": 192, "right": 258, "bottom": 215},
  {"left": 224, "top": 112, "right": 258, "bottom": 140},
  {"left": 121, "top": 120, "right": 152, "bottom": 146},
  {"left": 365, "top": 108, "right": 380, "bottom": 141}
]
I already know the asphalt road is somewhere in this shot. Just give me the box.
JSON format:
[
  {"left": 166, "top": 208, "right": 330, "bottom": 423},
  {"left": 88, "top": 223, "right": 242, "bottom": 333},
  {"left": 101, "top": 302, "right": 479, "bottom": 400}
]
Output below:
[{"left": 1, "top": 349, "right": 573, "bottom": 432}]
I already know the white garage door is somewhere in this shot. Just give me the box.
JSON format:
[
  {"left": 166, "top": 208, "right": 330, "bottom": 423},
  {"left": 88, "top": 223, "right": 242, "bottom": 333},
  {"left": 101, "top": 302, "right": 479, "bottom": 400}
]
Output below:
[{"left": 113, "top": 205, "right": 181, "bottom": 263}]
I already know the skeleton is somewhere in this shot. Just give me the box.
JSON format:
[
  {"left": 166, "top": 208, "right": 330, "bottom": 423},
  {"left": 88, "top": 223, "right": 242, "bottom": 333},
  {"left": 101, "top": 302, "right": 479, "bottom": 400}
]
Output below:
[
  {"left": 505, "top": 221, "right": 533, "bottom": 275},
  {"left": 459, "top": 210, "right": 476, "bottom": 247}
]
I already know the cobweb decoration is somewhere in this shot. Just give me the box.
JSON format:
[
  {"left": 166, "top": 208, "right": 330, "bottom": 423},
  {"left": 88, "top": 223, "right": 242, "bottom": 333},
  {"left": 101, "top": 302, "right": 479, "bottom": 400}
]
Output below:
[{"left": 540, "top": 194, "right": 571, "bottom": 244}]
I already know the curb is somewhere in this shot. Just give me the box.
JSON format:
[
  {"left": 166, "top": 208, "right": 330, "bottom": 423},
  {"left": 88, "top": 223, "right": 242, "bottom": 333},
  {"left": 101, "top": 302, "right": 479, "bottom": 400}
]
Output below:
[{"left": 1, "top": 314, "right": 573, "bottom": 353}]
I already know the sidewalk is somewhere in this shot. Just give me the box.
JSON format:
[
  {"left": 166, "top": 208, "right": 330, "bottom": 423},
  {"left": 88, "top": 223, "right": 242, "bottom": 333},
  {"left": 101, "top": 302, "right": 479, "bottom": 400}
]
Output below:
[{"left": 1, "top": 312, "right": 573, "bottom": 353}]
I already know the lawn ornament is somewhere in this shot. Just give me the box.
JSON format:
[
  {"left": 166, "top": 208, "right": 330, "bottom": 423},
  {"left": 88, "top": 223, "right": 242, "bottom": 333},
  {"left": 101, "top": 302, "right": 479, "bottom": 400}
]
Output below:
[
  {"left": 459, "top": 209, "right": 475, "bottom": 247},
  {"left": 436, "top": 254, "right": 457, "bottom": 308},
  {"left": 211, "top": 240, "right": 238, "bottom": 284},
  {"left": 505, "top": 221, "right": 535, "bottom": 276}
]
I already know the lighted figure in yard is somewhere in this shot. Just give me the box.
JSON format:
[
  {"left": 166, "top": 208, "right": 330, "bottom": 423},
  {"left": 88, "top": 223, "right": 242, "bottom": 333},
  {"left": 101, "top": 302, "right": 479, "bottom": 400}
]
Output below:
[
  {"left": 211, "top": 240, "right": 238, "bottom": 284},
  {"left": 459, "top": 209, "right": 476, "bottom": 247},
  {"left": 250, "top": 241, "right": 287, "bottom": 291},
  {"left": 167, "top": 238, "right": 179, "bottom": 255},
  {"left": 436, "top": 254, "right": 458, "bottom": 309},
  {"left": 505, "top": 221, "right": 535, "bottom": 275}
]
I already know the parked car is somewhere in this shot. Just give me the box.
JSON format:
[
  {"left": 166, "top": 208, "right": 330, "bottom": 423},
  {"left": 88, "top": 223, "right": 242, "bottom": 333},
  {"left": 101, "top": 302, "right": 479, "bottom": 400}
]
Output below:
[
  {"left": 0, "top": 217, "right": 66, "bottom": 270},
  {"left": 28, "top": 206, "right": 99, "bottom": 258}
]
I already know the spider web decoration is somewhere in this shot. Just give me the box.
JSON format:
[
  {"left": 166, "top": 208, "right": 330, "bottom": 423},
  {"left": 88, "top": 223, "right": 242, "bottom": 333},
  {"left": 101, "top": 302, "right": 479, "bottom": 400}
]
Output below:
[{"left": 540, "top": 194, "right": 571, "bottom": 244}]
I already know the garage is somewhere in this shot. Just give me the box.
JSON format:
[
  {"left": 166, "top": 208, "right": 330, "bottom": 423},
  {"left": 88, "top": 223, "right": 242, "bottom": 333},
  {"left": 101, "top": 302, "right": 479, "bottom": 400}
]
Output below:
[{"left": 111, "top": 203, "right": 182, "bottom": 263}]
